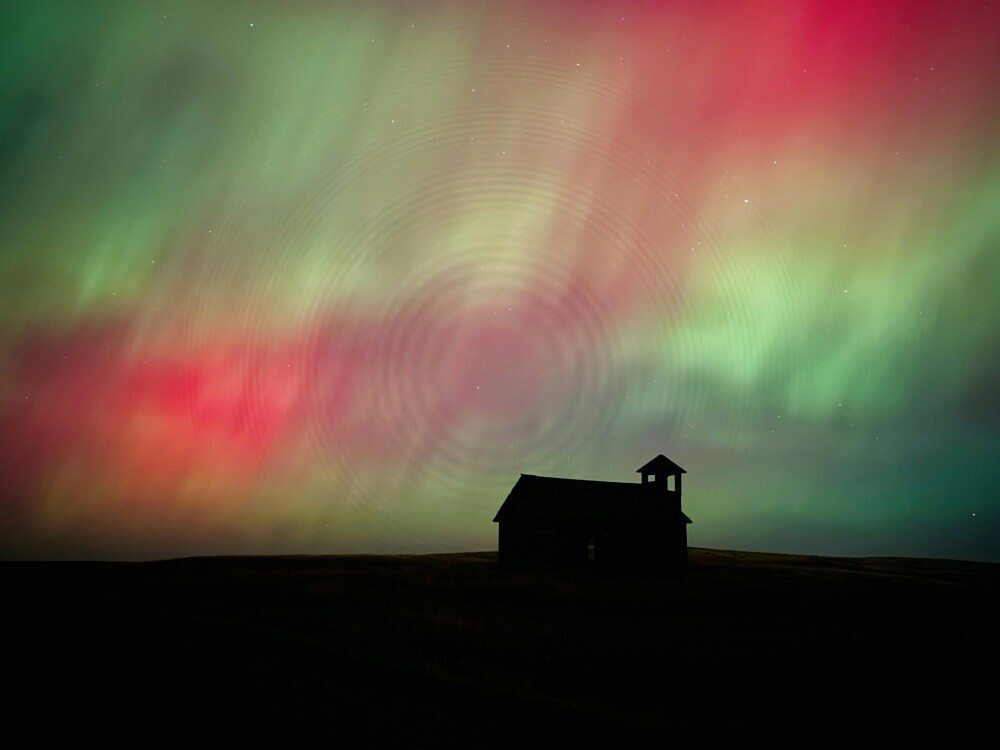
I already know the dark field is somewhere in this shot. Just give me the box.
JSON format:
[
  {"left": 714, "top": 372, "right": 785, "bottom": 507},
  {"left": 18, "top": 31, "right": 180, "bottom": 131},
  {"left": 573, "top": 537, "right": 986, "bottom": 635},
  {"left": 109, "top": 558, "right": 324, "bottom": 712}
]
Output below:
[{"left": 5, "top": 549, "right": 998, "bottom": 744}]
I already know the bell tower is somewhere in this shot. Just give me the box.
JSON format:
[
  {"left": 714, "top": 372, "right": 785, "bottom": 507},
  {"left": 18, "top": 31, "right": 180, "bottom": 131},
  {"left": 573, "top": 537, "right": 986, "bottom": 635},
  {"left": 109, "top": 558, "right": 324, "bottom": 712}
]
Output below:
[{"left": 637, "top": 454, "right": 686, "bottom": 512}]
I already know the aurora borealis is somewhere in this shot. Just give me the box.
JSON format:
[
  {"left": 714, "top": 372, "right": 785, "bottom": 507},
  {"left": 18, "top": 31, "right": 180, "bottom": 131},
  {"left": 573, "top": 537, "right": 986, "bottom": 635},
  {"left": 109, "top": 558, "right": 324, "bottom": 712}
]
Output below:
[{"left": 1, "top": 0, "right": 997, "bottom": 561}]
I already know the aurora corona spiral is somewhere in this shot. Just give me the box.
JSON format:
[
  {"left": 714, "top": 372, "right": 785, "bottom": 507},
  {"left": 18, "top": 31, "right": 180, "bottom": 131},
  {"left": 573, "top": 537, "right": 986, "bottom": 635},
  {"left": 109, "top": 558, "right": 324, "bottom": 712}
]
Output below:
[{"left": 1, "top": 0, "right": 997, "bottom": 560}]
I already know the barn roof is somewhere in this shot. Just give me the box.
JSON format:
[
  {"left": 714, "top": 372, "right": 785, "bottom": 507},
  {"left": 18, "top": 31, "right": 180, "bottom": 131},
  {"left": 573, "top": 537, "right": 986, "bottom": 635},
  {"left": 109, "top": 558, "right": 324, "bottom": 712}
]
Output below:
[
  {"left": 636, "top": 454, "right": 686, "bottom": 475},
  {"left": 493, "top": 474, "right": 692, "bottom": 524}
]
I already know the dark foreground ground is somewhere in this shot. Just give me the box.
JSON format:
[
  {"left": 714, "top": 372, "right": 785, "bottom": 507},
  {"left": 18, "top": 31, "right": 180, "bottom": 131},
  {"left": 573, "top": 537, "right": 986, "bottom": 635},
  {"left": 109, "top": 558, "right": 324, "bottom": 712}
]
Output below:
[{"left": 4, "top": 549, "right": 998, "bottom": 744}]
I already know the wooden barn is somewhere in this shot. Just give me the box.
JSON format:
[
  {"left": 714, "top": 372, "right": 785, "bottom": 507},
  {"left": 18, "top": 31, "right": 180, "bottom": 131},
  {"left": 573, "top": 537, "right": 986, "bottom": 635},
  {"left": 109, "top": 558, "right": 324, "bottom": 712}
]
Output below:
[{"left": 493, "top": 455, "right": 692, "bottom": 571}]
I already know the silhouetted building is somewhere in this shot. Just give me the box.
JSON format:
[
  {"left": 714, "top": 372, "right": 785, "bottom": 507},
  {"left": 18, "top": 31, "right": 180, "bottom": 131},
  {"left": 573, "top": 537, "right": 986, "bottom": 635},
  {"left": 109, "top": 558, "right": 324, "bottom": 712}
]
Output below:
[{"left": 493, "top": 455, "right": 692, "bottom": 571}]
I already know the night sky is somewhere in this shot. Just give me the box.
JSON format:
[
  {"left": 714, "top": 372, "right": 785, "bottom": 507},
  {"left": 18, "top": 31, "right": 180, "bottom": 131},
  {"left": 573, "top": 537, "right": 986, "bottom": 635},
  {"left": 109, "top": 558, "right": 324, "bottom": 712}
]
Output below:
[{"left": 1, "top": 0, "right": 998, "bottom": 561}]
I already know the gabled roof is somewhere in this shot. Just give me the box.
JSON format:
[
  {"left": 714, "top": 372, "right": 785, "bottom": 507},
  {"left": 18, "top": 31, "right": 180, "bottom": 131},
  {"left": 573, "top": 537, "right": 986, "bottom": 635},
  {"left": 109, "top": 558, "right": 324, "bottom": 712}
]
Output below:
[
  {"left": 636, "top": 454, "right": 686, "bottom": 475},
  {"left": 493, "top": 474, "right": 692, "bottom": 524}
]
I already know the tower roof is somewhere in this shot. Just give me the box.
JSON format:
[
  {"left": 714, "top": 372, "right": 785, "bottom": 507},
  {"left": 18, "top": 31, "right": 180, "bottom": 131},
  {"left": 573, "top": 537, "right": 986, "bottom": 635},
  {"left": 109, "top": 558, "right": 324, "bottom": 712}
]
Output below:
[{"left": 635, "top": 454, "right": 686, "bottom": 475}]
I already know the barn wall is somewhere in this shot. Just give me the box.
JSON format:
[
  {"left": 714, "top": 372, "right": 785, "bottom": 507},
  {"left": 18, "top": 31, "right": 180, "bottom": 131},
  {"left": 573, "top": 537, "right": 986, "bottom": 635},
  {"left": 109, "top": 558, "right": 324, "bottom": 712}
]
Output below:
[
  {"left": 499, "top": 516, "right": 689, "bottom": 572},
  {"left": 498, "top": 518, "right": 561, "bottom": 570},
  {"left": 590, "top": 522, "right": 689, "bottom": 571}
]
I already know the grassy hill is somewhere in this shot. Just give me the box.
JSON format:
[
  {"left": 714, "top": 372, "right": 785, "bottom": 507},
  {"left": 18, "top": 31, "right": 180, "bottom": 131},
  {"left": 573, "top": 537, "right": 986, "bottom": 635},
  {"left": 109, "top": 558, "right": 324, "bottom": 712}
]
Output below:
[{"left": 5, "top": 549, "right": 997, "bottom": 743}]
